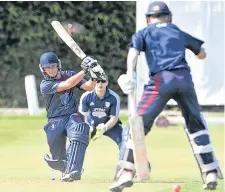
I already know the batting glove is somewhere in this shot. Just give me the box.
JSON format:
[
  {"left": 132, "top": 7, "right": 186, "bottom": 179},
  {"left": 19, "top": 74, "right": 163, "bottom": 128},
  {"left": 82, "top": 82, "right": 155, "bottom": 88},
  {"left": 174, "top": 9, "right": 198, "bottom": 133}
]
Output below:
[
  {"left": 117, "top": 72, "right": 136, "bottom": 94},
  {"left": 89, "top": 64, "right": 107, "bottom": 81},
  {"left": 93, "top": 123, "right": 108, "bottom": 141},
  {"left": 81, "top": 56, "right": 98, "bottom": 74}
]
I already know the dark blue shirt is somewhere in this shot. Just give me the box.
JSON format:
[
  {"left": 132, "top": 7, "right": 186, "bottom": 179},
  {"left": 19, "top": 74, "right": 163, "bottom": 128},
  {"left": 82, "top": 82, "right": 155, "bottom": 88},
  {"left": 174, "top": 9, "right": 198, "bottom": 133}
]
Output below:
[
  {"left": 130, "top": 22, "right": 204, "bottom": 75},
  {"left": 79, "top": 89, "right": 121, "bottom": 127},
  {"left": 40, "top": 70, "right": 86, "bottom": 119}
]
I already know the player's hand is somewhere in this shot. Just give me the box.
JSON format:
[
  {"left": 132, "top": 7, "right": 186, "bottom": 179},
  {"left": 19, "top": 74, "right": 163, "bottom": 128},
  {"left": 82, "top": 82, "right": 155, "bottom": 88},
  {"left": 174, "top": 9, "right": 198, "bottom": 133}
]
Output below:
[
  {"left": 117, "top": 72, "right": 136, "bottom": 94},
  {"left": 196, "top": 48, "right": 206, "bottom": 59},
  {"left": 81, "top": 56, "right": 98, "bottom": 74},
  {"left": 92, "top": 123, "right": 108, "bottom": 141}
]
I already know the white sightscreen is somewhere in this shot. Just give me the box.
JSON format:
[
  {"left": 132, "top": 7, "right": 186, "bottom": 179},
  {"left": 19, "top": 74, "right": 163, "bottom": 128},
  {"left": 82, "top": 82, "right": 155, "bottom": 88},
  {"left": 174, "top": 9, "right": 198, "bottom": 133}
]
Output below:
[{"left": 136, "top": 0, "right": 224, "bottom": 106}]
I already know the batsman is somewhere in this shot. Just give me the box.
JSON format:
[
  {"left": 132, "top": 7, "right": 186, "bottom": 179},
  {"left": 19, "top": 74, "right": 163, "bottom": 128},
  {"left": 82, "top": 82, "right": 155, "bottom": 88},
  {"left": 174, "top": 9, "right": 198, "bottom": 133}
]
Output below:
[
  {"left": 110, "top": 1, "right": 223, "bottom": 191},
  {"left": 39, "top": 52, "right": 107, "bottom": 181}
]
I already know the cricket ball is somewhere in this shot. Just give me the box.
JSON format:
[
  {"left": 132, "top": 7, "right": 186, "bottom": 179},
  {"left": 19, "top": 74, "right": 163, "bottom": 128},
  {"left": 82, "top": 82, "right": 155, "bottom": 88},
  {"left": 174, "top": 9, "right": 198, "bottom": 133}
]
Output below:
[{"left": 173, "top": 184, "right": 181, "bottom": 192}]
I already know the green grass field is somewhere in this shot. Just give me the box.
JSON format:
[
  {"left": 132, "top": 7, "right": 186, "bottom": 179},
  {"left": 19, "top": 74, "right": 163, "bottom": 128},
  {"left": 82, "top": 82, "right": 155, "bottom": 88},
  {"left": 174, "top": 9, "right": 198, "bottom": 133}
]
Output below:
[{"left": 0, "top": 114, "right": 224, "bottom": 192}]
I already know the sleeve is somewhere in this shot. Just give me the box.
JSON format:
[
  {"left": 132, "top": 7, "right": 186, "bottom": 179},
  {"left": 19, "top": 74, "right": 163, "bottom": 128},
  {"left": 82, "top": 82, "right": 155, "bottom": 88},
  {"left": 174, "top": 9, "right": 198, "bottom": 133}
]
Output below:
[
  {"left": 64, "top": 70, "right": 87, "bottom": 89},
  {"left": 40, "top": 80, "right": 60, "bottom": 95},
  {"left": 109, "top": 92, "right": 120, "bottom": 116},
  {"left": 182, "top": 31, "right": 204, "bottom": 55},
  {"left": 64, "top": 70, "right": 76, "bottom": 78},
  {"left": 129, "top": 30, "right": 145, "bottom": 52},
  {"left": 78, "top": 92, "right": 90, "bottom": 113},
  {"left": 76, "top": 79, "right": 87, "bottom": 89}
]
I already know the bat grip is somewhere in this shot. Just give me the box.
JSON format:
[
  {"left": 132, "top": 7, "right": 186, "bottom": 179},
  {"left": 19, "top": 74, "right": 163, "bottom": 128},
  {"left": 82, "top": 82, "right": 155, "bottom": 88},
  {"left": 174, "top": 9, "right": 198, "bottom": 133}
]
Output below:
[
  {"left": 80, "top": 54, "right": 87, "bottom": 60},
  {"left": 126, "top": 69, "right": 137, "bottom": 118},
  {"left": 128, "top": 91, "right": 137, "bottom": 118}
]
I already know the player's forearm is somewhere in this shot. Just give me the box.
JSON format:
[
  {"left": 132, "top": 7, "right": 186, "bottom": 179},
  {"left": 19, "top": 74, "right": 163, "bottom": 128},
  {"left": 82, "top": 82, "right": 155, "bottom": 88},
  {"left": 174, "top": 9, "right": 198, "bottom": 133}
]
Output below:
[
  {"left": 105, "top": 116, "right": 118, "bottom": 130},
  {"left": 57, "top": 71, "right": 85, "bottom": 92},
  {"left": 127, "top": 48, "right": 139, "bottom": 74},
  {"left": 80, "top": 79, "right": 97, "bottom": 91},
  {"left": 84, "top": 115, "right": 89, "bottom": 124}
]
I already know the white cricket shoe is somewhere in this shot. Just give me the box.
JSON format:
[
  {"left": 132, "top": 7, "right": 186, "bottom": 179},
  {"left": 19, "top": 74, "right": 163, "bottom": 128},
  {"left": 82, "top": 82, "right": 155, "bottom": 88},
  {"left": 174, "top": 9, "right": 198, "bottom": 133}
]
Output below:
[
  {"left": 109, "top": 170, "right": 134, "bottom": 192},
  {"left": 203, "top": 171, "right": 218, "bottom": 190},
  {"left": 61, "top": 171, "right": 81, "bottom": 182}
]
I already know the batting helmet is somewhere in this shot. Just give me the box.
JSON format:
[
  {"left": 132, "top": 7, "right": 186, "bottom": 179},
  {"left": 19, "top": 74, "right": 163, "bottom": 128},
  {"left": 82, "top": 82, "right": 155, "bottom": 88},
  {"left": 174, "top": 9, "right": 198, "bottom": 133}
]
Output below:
[
  {"left": 145, "top": 1, "right": 171, "bottom": 16},
  {"left": 39, "top": 52, "right": 62, "bottom": 78}
]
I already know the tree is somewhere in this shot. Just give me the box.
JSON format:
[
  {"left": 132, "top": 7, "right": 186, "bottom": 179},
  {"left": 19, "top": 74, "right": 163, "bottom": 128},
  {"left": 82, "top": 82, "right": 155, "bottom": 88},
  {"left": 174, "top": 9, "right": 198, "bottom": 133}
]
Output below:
[{"left": 0, "top": 1, "right": 135, "bottom": 107}]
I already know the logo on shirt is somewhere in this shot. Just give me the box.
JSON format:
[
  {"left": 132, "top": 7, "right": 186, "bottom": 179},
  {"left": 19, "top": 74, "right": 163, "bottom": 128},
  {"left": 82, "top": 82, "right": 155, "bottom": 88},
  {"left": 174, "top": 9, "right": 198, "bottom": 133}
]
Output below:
[
  {"left": 60, "top": 92, "right": 69, "bottom": 105},
  {"left": 92, "top": 108, "right": 107, "bottom": 118},
  {"left": 90, "top": 102, "right": 95, "bottom": 106},
  {"left": 104, "top": 102, "right": 110, "bottom": 109}
]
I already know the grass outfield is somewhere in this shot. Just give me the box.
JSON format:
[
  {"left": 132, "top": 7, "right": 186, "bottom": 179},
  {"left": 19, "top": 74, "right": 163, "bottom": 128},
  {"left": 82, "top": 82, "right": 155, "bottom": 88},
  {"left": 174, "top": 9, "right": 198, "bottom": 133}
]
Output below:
[{"left": 0, "top": 114, "right": 224, "bottom": 192}]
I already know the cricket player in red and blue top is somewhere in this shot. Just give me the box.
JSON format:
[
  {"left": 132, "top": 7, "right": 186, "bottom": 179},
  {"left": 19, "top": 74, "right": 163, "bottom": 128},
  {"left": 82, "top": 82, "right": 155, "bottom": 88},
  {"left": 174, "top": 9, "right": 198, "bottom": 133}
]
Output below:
[{"left": 110, "top": 1, "right": 223, "bottom": 191}]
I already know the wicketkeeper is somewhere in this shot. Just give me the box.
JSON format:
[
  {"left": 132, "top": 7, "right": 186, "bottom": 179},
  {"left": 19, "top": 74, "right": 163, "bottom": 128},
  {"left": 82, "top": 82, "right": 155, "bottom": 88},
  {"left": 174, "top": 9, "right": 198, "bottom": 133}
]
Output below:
[
  {"left": 39, "top": 52, "right": 107, "bottom": 181},
  {"left": 79, "top": 76, "right": 151, "bottom": 180},
  {"left": 109, "top": 1, "right": 223, "bottom": 191},
  {"left": 79, "top": 77, "right": 124, "bottom": 179}
]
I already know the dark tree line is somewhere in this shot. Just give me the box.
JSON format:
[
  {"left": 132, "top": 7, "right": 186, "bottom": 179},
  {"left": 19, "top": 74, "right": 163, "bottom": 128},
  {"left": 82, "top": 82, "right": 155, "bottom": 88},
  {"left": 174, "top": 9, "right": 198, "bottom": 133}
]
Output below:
[{"left": 0, "top": 1, "right": 136, "bottom": 107}]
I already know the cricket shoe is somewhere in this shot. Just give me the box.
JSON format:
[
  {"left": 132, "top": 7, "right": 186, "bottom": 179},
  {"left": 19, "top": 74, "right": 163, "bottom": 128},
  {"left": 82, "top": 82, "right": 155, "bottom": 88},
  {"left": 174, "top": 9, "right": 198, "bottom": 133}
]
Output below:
[
  {"left": 61, "top": 170, "right": 82, "bottom": 182},
  {"left": 109, "top": 170, "right": 134, "bottom": 192},
  {"left": 203, "top": 171, "right": 218, "bottom": 190},
  {"left": 114, "top": 161, "right": 151, "bottom": 181}
]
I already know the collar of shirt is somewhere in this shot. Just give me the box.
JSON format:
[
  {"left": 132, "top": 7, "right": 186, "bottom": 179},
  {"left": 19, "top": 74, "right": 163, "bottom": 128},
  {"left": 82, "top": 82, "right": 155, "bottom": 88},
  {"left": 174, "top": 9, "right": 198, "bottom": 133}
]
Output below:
[{"left": 94, "top": 88, "right": 110, "bottom": 100}]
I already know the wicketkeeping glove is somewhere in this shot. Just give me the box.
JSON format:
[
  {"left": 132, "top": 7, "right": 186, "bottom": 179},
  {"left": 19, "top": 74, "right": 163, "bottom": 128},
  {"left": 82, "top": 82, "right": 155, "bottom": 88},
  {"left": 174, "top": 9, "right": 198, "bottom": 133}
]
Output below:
[{"left": 92, "top": 123, "right": 108, "bottom": 141}]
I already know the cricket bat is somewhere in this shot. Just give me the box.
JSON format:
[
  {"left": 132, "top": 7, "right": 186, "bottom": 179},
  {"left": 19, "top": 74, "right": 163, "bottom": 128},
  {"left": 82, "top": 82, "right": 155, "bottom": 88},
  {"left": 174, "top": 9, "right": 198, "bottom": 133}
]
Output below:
[
  {"left": 51, "top": 20, "right": 107, "bottom": 82},
  {"left": 51, "top": 21, "right": 86, "bottom": 60},
  {"left": 128, "top": 89, "right": 150, "bottom": 181}
]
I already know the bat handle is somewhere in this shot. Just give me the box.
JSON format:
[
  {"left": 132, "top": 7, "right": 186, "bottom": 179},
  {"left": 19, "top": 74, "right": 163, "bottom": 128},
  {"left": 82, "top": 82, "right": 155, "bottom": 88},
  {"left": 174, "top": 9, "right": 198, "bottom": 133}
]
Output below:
[
  {"left": 80, "top": 54, "right": 87, "bottom": 60},
  {"left": 128, "top": 91, "right": 137, "bottom": 118},
  {"left": 126, "top": 70, "right": 137, "bottom": 117}
]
